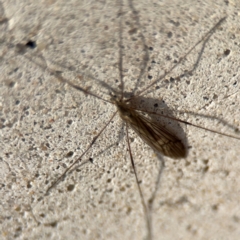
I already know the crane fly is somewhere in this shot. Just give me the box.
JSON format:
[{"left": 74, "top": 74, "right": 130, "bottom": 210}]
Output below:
[
  {"left": 4, "top": 1, "right": 240, "bottom": 239},
  {"left": 26, "top": 10, "right": 238, "bottom": 239}
]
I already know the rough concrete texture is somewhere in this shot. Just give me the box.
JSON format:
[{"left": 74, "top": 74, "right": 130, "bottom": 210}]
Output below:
[{"left": 1, "top": 0, "right": 240, "bottom": 239}]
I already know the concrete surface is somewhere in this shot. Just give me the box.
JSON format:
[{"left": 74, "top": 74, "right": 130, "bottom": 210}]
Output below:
[{"left": 1, "top": 0, "right": 240, "bottom": 239}]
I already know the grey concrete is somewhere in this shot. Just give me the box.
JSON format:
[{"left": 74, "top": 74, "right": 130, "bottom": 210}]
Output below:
[{"left": 1, "top": 0, "right": 240, "bottom": 239}]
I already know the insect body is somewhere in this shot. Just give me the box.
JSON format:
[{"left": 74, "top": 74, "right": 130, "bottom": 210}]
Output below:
[{"left": 115, "top": 99, "right": 186, "bottom": 159}]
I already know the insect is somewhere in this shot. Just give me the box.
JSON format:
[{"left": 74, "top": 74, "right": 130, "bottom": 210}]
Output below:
[{"left": 1, "top": 1, "right": 240, "bottom": 240}]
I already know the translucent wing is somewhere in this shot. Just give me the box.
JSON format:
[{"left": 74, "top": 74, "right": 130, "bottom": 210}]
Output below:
[{"left": 117, "top": 102, "right": 186, "bottom": 159}]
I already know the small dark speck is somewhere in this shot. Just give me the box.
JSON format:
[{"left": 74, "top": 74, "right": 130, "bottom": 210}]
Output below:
[
  {"left": 151, "top": 60, "right": 156, "bottom": 64},
  {"left": 154, "top": 103, "right": 158, "bottom": 107},
  {"left": 55, "top": 89, "right": 62, "bottom": 94},
  {"left": 39, "top": 213, "right": 45, "bottom": 218},
  {"left": 165, "top": 55, "right": 171, "bottom": 61},
  {"left": 224, "top": 0, "right": 229, "bottom": 5},
  {"left": 203, "top": 159, "right": 209, "bottom": 165},
  {"left": 233, "top": 81, "right": 237, "bottom": 86},
  {"left": 8, "top": 81, "right": 15, "bottom": 88},
  {"left": 15, "top": 100, "right": 20, "bottom": 105},
  {"left": 169, "top": 20, "right": 180, "bottom": 27},
  {"left": 44, "top": 221, "right": 58, "bottom": 228},
  {"left": 0, "top": 17, "right": 8, "bottom": 24},
  {"left": 25, "top": 40, "right": 37, "bottom": 49},
  {"left": 167, "top": 32, "right": 173, "bottom": 38},
  {"left": 67, "top": 119, "right": 73, "bottom": 125},
  {"left": 67, "top": 184, "right": 75, "bottom": 191},
  {"left": 148, "top": 75, "right": 153, "bottom": 80},
  {"left": 27, "top": 181, "right": 32, "bottom": 188},
  {"left": 15, "top": 226, "right": 22, "bottom": 233},
  {"left": 203, "top": 96, "right": 209, "bottom": 101},
  {"left": 212, "top": 204, "right": 218, "bottom": 211},
  {"left": 66, "top": 151, "right": 74, "bottom": 158},
  {"left": 224, "top": 49, "right": 230, "bottom": 56},
  {"left": 170, "top": 77, "right": 175, "bottom": 82},
  {"left": 148, "top": 46, "right": 153, "bottom": 51},
  {"left": 128, "top": 28, "right": 137, "bottom": 35},
  {"left": 180, "top": 73, "right": 185, "bottom": 78},
  {"left": 202, "top": 166, "right": 209, "bottom": 173}
]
